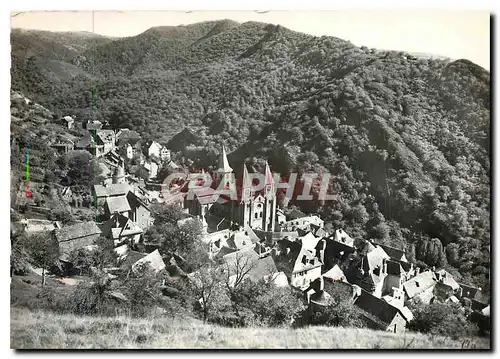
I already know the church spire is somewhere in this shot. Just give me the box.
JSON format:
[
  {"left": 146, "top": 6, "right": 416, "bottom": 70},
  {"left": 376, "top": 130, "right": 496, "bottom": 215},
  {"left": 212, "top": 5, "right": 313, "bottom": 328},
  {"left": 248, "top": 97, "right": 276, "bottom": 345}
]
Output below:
[
  {"left": 264, "top": 161, "right": 274, "bottom": 186},
  {"left": 242, "top": 163, "right": 252, "bottom": 188},
  {"left": 217, "top": 145, "right": 233, "bottom": 173}
]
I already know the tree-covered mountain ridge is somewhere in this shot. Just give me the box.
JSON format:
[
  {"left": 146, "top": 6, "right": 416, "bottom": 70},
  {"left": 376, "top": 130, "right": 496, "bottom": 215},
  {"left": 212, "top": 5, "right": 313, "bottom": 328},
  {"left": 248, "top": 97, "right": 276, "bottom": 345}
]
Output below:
[{"left": 10, "top": 20, "right": 490, "bottom": 288}]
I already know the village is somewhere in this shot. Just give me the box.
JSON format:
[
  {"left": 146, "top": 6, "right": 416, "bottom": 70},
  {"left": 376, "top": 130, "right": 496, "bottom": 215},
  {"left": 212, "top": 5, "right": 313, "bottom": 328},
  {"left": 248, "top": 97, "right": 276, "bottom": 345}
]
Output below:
[{"left": 12, "top": 112, "right": 490, "bottom": 335}]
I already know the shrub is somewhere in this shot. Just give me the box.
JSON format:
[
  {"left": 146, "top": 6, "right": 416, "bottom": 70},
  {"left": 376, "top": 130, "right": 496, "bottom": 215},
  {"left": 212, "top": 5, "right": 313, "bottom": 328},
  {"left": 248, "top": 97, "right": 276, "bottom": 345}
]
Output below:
[
  {"left": 121, "top": 264, "right": 164, "bottom": 317},
  {"left": 408, "top": 301, "right": 478, "bottom": 339},
  {"left": 68, "top": 271, "right": 118, "bottom": 316}
]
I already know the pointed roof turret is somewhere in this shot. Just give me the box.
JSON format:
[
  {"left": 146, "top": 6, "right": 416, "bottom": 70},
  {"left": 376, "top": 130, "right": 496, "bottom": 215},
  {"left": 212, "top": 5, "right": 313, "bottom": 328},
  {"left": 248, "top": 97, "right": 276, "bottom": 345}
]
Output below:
[
  {"left": 264, "top": 161, "right": 274, "bottom": 186},
  {"left": 242, "top": 164, "right": 252, "bottom": 188},
  {"left": 217, "top": 145, "right": 233, "bottom": 173}
]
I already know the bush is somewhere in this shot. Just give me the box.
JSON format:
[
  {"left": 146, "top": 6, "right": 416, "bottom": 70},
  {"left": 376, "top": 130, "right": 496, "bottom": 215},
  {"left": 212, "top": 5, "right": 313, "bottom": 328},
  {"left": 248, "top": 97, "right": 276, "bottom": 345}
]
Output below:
[
  {"left": 68, "top": 271, "right": 118, "bottom": 316},
  {"left": 408, "top": 301, "right": 478, "bottom": 339},
  {"left": 227, "top": 280, "right": 306, "bottom": 327},
  {"left": 121, "top": 264, "right": 164, "bottom": 317}
]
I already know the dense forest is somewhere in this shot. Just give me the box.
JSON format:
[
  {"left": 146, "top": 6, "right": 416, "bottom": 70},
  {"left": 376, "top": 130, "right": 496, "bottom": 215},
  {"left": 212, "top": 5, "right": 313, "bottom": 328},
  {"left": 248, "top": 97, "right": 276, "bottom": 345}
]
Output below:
[{"left": 10, "top": 20, "right": 490, "bottom": 289}]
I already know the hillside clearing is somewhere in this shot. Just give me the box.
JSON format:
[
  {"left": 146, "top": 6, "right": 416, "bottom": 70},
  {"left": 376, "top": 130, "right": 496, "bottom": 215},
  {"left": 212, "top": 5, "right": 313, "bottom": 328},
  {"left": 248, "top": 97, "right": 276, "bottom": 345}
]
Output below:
[{"left": 10, "top": 307, "right": 489, "bottom": 349}]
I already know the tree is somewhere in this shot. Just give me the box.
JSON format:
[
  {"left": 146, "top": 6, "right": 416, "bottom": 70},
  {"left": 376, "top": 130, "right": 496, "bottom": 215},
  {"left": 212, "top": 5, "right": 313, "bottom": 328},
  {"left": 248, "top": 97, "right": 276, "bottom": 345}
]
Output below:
[
  {"left": 408, "top": 301, "right": 478, "bottom": 339},
  {"left": 65, "top": 151, "right": 103, "bottom": 193},
  {"left": 122, "top": 262, "right": 164, "bottom": 317},
  {"left": 25, "top": 233, "right": 59, "bottom": 286},
  {"left": 252, "top": 285, "right": 306, "bottom": 327},
  {"left": 188, "top": 265, "right": 226, "bottom": 323},
  {"left": 67, "top": 236, "right": 116, "bottom": 275},
  {"left": 11, "top": 231, "right": 31, "bottom": 276}
]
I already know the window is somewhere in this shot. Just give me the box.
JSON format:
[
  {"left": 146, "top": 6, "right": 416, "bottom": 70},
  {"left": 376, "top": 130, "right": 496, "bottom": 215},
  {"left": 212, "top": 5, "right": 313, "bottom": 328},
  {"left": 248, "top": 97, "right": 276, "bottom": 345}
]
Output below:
[
  {"left": 260, "top": 212, "right": 263, "bottom": 218},
  {"left": 255, "top": 213, "right": 258, "bottom": 219}
]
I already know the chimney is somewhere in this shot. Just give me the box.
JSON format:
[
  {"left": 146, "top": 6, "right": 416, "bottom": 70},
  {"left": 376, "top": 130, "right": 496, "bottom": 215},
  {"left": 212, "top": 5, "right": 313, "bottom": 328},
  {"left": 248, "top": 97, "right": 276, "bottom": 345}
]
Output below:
[
  {"left": 382, "top": 258, "right": 387, "bottom": 275},
  {"left": 415, "top": 267, "right": 420, "bottom": 275}
]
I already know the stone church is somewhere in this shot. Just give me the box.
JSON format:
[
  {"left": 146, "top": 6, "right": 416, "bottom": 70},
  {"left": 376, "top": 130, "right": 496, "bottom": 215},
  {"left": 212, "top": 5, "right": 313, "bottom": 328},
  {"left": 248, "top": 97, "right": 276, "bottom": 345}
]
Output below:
[{"left": 184, "top": 145, "right": 277, "bottom": 233}]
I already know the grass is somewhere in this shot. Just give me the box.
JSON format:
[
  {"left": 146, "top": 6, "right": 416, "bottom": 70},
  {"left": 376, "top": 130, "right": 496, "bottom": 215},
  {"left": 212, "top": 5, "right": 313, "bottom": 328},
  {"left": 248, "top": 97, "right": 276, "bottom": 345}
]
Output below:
[{"left": 10, "top": 307, "right": 490, "bottom": 349}]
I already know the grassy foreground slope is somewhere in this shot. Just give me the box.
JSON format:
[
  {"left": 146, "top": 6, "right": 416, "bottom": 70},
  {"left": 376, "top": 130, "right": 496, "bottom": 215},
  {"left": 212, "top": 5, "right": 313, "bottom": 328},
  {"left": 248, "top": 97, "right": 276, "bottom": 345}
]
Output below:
[{"left": 11, "top": 307, "right": 489, "bottom": 349}]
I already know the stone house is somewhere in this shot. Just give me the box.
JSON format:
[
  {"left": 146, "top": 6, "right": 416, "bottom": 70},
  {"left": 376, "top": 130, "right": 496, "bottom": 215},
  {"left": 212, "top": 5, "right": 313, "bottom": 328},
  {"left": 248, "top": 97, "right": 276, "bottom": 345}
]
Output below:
[
  {"left": 145, "top": 141, "right": 162, "bottom": 159},
  {"left": 97, "top": 130, "right": 116, "bottom": 156},
  {"left": 290, "top": 246, "right": 322, "bottom": 289},
  {"left": 345, "top": 244, "right": 390, "bottom": 298},
  {"left": 126, "top": 191, "right": 153, "bottom": 230},
  {"left": 53, "top": 221, "right": 102, "bottom": 262},
  {"left": 93, "top": 183, "right": 130, "bottom": 206},
  {"left": 315, "top": 236, "right": 356, "bottom": 273},
  {"left": 354, "top": 289, "right": 411, "bottom": 333},
  {"left": 281, "top": 214, "right": 324, "bottom": 232},
  {"left": 104, "top": 195, "right": 131, "bottom": 219},
  {"left": 101, "top": 212, "right": 143, "bottom": 246},
  {"left": 333, "top": 228, "right": 355, "bottom": 247},
  {"left": 402, "top": 270, "right": 437, "bottom": 304}
]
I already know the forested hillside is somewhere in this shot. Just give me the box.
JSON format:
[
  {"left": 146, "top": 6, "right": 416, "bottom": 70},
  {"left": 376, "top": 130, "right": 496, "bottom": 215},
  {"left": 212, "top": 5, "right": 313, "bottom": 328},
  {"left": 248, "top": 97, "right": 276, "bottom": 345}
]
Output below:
[{"left": 10, "top": 20, "right": 490, "bottom": 288}]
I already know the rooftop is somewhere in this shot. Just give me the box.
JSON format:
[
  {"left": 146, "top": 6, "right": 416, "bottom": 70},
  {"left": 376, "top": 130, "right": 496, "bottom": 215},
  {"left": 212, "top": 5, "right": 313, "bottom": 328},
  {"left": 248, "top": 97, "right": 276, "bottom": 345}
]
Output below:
[
  {"left": 94, "top": 183, "right": 130, "bottom": 198},
  {"left": 54, "top": 221, "right": 101, "bottom": 243},
  {"left": 106, "top": 195, "right": 131, "bottom": 213}
]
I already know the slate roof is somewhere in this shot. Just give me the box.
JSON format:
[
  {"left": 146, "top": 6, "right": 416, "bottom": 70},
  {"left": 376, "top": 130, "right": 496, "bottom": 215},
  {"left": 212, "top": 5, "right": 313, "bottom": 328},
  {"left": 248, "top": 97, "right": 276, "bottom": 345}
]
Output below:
[
  {"left": 54, "top": 221, "right": 102, "bottom": 261},
  {"left": 459, "top": 283, "right": 480, "bottom": 299},
  {"left": 246, "top": 255, "right": 277, "bottom": 282},
  {"left": 215, "top": 246, "right": 238, "bottom": 260},
  {"left": 334, "top": 229, "right": 355, "bottom": 246},
  {"left": 94, "top": 183, "right": 130, "bottom": 198},
  {"left": 322, "top": 238, "right": 356, "bottom": 260},
  {"left": 374, "top": 242, "right": 406, "bottom": 261},
  {"left": 127, "top": 191, "right": 151, "bottom": 212},
  {"left": 265, "top": 271, "right": 289, "bottom": 287},
  {"left": 435, "top": 269, "right": 460, "bottom": 290},
  {"left": 106, "top": 195, "right": 131, "bottom": 213},
  {"left": 222, "top": 248, "right": 259, "bottom": 275},
  {"left": 132, "top": 249, "right": 165, "bottom": 274},
  {"left": 322, "top": 265, "right": 346, "bottom": 282},
  {"left": 354, "top": 289, "right": 403, "bottom": 326},
  {"left": 98, "top": 162, "right": 112, "bottom": 177},
  {"left": 97, "top": 130, "right": 115, "bottom": 144},
  {"left": 311, "top": 225, "right": 328, "bottom": 238},
  {"left": 386, "top": 260, "right": 404, "bottom": 276},
  {"left": 227, "top": 229, "right": 259, "bottom": 250},
  {"left": 192, "top": 187, "right": 220, "bottom": 205},
  {"left": 54, "top": 221, "right": 101, "bottom": 243},
  {"left": 366, "top": 246, "right": 390, "bottom": 270},
  {"left": 402, "top": 271, "right": 437, "bottom": 299},
  {"left": 299, "top": 232, "right": 321, "bottom": 251},
  {"left": 310, "top": 290, "right": 332, "bottom": 306},
  {"left": 293, "top": 247, "right": 321, "bottom": 273}
]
